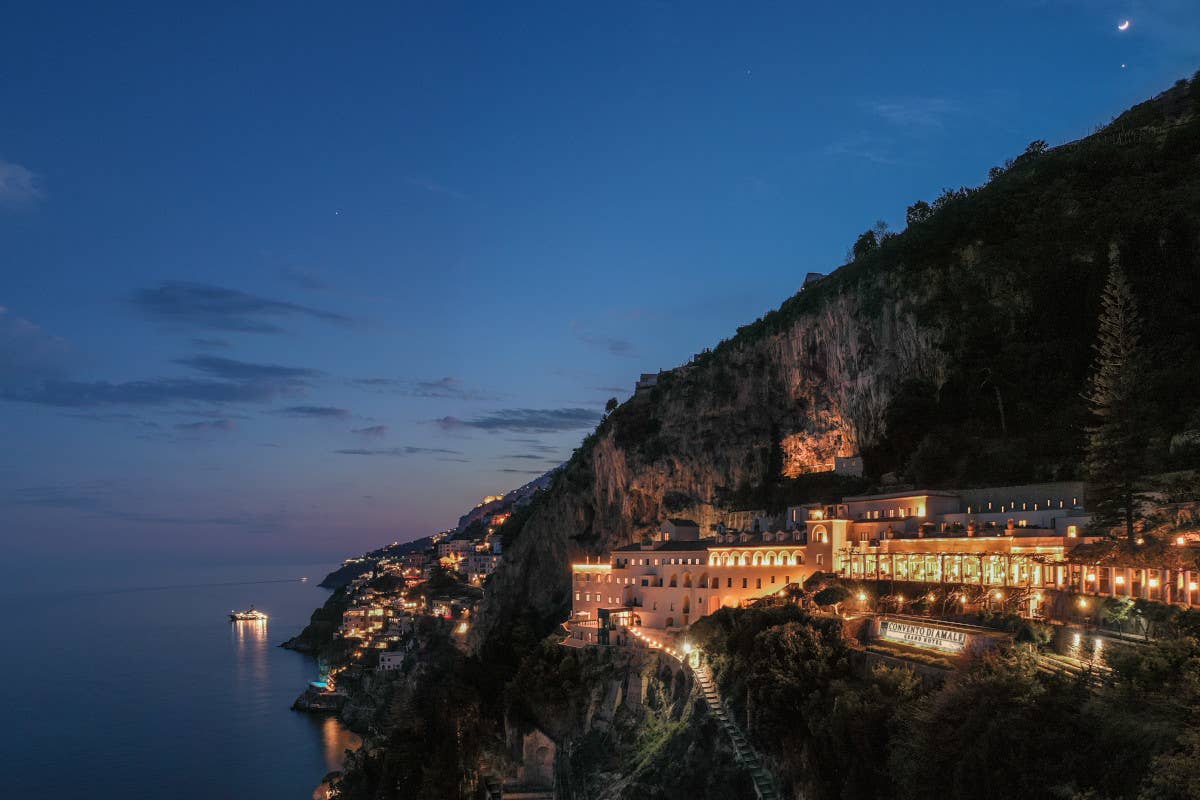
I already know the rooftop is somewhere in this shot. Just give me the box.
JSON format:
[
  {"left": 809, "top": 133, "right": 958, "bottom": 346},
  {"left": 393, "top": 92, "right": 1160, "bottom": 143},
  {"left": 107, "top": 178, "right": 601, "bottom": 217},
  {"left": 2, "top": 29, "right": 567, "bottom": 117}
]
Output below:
[{"left": 612, "top": 539, "right": 715, "bottom": 553}]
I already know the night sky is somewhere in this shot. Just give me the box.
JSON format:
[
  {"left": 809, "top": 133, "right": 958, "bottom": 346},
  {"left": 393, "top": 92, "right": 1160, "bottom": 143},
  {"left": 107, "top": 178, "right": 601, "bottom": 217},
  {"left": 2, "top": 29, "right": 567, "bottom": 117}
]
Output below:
[{"left": 2, "top": 2, "right": 1197, "bottom": 574}]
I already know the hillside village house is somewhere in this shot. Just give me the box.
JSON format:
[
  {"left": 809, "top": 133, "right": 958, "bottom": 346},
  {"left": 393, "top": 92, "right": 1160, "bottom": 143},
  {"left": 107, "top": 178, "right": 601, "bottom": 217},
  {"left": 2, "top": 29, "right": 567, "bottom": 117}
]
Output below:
[{"left": 568, "top": 481, "right": 1200, "bottom": 641}]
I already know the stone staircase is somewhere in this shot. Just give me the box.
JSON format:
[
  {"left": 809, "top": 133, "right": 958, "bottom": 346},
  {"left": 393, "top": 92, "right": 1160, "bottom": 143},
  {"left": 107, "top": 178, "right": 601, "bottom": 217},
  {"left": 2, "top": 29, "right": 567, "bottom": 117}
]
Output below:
[{"left": 693, "top": 663, "right": 779, "bottom": 800}]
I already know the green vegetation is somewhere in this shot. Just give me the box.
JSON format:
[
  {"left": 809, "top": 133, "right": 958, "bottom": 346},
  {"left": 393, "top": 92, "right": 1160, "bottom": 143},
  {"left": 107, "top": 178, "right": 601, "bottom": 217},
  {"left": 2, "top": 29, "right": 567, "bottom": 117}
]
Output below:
[
  {"left": 693, "top": 606, "right": 1200, "bottom": 800},
  {"left": 716, "top": 75, "right": 1200, "bottom": 487},
  {"left": 1085, "top": 255, "right": 1148, "bottom": 541}
]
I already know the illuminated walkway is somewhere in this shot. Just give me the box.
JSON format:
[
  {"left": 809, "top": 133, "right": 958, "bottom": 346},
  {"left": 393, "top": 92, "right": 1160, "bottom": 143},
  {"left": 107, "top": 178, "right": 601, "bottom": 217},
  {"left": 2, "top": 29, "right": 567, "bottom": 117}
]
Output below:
[{"left": 693, "top": 662, "right": 779, "bottom": 800}]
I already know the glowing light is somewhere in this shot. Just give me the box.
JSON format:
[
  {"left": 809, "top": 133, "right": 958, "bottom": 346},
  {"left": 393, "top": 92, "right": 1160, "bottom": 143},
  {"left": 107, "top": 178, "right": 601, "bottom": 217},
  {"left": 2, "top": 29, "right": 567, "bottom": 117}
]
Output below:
[
  {"left": 1149, "top": 578, "right": 1160, "bottom": 588},
  {"left": 1077, "top": 597, "right": 1089, "bottom": 609},
  {"left": 1118, "top": 19, "right": 1130, "bottom": 31},
  {"left": 683, "top": 641, "right": 693, "bottom": 654},
  {"left": 1177, "top": 536, "right": 1186, "bottom": 546},
  {"left": 1190, "top": 582, "right": 1198, "bottom": 592},
  {"left": 1136, "top": 537, "right": 1145, "bottom": 546},
  {"left": 993, "top": 591, "right": 1003, "bottom": 600},
  {"left": 1115, "top": 575, "right": 1125, "bottom": 586},
  {"left": 857, "top": 593, "right": 867, "bottom": 602},
  {"left": 1087, "top": 573, "right": 1096, "bottom": 582}
]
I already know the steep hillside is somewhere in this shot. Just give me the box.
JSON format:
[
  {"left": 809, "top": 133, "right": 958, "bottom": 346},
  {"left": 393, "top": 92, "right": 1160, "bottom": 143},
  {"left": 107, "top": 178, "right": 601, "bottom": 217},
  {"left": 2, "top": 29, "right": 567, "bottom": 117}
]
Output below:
[{"left": 471, "top": 75, "right": 1200, "bottom": 657}]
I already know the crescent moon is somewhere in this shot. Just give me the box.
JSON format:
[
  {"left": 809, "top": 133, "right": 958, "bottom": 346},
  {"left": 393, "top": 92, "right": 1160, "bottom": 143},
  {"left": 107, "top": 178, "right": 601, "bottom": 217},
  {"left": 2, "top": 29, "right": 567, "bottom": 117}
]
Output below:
[{"left": 1118, "top": 20, "right": 1130, "bottom": 31}]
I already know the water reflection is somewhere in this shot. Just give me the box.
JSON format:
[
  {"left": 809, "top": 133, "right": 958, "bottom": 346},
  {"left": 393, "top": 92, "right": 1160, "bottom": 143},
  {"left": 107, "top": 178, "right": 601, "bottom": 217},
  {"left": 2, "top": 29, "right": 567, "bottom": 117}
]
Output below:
[
  {"left": 316, "top": 715, "right": 362, "bottom": 771},
  {"left": 231, "top": 619, "right": 269, "bottom": 683}
]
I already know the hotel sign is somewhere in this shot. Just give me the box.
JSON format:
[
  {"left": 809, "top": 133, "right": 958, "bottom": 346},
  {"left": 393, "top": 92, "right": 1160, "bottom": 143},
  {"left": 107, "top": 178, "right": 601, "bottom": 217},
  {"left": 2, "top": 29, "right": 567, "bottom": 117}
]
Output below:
[{"left": 879, "top": 619, "right": 967, "bottom": 654}]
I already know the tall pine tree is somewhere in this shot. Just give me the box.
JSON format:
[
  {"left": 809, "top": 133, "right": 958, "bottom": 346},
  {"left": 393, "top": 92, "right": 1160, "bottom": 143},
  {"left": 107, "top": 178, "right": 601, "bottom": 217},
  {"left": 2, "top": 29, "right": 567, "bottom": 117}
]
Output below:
[{"left": 1084, "top": 248, "right": 1146, "bottom": 543}]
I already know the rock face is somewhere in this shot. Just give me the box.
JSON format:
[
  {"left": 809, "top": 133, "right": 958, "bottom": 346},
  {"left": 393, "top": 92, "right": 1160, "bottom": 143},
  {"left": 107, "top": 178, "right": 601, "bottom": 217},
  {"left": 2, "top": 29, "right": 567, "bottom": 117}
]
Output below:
[
  {"left": 470, "top": 273, "right": 946, "bottom": 651},
  {"left": 505, "top": 647, "right": 752, "bottom": 800},
  {"left": 471, "top": 77, "right": 1200, "bottom": 656}
]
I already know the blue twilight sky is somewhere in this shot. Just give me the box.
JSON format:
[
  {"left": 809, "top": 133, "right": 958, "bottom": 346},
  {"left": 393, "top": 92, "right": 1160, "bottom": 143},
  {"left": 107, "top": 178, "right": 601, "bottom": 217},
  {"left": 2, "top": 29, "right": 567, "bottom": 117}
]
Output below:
[{"left": 2, "top": 2, "right": 1198, "bottom": 572}]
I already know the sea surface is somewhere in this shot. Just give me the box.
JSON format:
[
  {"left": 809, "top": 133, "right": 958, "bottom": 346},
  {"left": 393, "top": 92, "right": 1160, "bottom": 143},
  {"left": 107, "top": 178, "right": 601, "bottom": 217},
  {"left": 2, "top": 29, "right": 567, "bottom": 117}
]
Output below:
[{"left": 5, "top": 562, "right": 359, "bottom": 799}]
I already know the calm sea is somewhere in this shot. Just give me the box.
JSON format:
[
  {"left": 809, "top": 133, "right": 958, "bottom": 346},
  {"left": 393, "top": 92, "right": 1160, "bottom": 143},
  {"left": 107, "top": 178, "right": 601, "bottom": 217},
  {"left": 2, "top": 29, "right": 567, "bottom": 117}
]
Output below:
[{"left": 5, "top": 562, "right": 359, "bottom": 799}]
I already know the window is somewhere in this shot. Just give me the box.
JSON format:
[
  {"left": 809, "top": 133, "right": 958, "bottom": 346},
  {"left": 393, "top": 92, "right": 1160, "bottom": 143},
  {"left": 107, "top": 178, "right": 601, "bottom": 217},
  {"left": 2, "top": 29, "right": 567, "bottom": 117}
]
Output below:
[
  {"left": 575, "top": 592, "right": 579, "bottom": 600},
  {"left": 771, "top": 575, "right": 776, "bottom": 584},
  {"left": 756, "top": 578, "right": 762, "bottom": 589},
  {"left": 727, "top": 578, "right": 732, "bottom": 588},
  {"left": 816, "top": 554, "right": 824, "bottom": 566},
  {"left": 742, "top": 578, "right": 748, "bottom": 588}
]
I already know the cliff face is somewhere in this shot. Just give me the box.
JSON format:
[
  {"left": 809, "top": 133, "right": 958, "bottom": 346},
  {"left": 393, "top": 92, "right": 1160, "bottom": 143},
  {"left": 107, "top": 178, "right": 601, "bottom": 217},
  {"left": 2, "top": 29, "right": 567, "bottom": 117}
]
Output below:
[
  {"left": 505, "top": 645, "right": 752, "bottom": 800},
  {"left": 472, "top": 272, "right": 946, "bottom": 649},
  {"left": 471, "top": 77, "right": 1200, "bottom": 654}
]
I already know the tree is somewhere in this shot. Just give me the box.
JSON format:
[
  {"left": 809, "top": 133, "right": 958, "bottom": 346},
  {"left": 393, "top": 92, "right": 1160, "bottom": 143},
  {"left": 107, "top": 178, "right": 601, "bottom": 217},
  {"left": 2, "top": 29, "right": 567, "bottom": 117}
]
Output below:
[
  {"left": 1084, "top": 249, "right": 1147, "bottom": 543},
  {"left": 852, "top": 230, "right": 879, "bottom": 261},
  {"left": 1102, "top": 596, "right": 1135, "bottom": 633},
  {"left": 604, "top": 397, "right": 618, "bottom": 414},
  {"left": 814, "top": 585, "right": 852, "bottom": 614},
  {"left": 906, "top": 200, "right": 932, "bottom": 227},
  {"left": 1024, "top": 139, "right": 1048, "bottom": 157}
]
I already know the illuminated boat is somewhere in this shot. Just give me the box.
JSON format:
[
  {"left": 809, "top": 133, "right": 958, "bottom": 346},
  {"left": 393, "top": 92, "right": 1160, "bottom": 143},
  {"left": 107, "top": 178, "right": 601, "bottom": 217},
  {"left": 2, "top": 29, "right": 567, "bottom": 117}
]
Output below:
[{"left": 229, "top": 607, "right": 269, "bottom": 622}]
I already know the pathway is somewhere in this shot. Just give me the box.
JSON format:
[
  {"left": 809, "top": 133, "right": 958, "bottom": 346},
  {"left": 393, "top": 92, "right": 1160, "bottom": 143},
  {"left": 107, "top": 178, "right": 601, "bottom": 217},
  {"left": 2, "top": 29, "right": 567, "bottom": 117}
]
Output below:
[{"left": 692, "top": 662, "right": 779, "bottom": 800}]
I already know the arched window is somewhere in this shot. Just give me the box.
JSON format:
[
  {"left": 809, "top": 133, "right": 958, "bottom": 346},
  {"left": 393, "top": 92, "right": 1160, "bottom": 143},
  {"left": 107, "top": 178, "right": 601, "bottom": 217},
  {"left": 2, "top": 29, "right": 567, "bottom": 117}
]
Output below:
[
  {"left": 683, "top": 573, "right": 693, "bottom": 588},
  {"left": 794, "top": 551, "right": 804, "bottom": 565},
  {"left": 753, "top": 553, "right": 762, "bottom": 566},
  {"left": 812, "top": 524, "right": 828, "bottom": 544},
  {"left": 740, "top": 553, "right": 749, "bottom": 566},
  {"left": 668, "top": 574, "right": 678, "bottom": 588},
  {"left": 816, "top": 554, "right": 825, "bottom": 566}
]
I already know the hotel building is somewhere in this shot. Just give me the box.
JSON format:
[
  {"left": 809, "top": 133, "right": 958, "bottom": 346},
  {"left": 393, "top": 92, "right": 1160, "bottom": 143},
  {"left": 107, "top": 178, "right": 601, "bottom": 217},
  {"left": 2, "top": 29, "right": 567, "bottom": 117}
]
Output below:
[{"left": 568, "top": 481, "right": 1200, "bottom": 641}]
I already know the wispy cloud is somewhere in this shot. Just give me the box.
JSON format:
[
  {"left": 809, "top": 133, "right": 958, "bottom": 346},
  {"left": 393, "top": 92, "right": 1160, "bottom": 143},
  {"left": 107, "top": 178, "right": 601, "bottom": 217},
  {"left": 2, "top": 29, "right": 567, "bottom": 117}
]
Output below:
[
  {"left": 271, "top": 405, "right": 350, "bottom": 419},
  {"left": 0, "top": 310, "right": 313, "bottom": 410},
  {"left": 570, "top": 321, "right": 637, "bottom": 357},
  {"left": 350, "top": 375, "right": 497, "bottom": 401},
  {"left": 174, "top": 419, "right": 236, "bottom": 433},
  {"left": 333, "top": 446, "right": 464, "bottom": 456},
  {"left": 0, "top": 307, "right": 72, "bottom": 388},
  {"left": 189, "top": 338, "right": 232, "bottom": 350},
  {"left": 506, "top": 438, "right": 561, "bottom": 454},
  {"left": 823, "top": 133, "right": 899, "bottom": 165},
  {"left": 0, "top": 159, "right": 43, "bottom": 209},
  {"left": 351, "top": 425, "right": 388, "bottom": 438},
  {"left": 174, "top": 355, "right": 321, "bottom": 383},
  {"left": 435, "top": 407, "right": 602, "bottom": 434},
  {"left": 279, "top": 267, "right": 329, "bottom": 291},
  {"left": 4, "top": 378, "right": 287, "bottom": 408},
  {"left": 406, "top": 177, "right": 466, "bottom": 200},
  {"left": 129, "top": 281, "right": 353, "bottom": 334},
  {"left": 865, "top": 97, "right": 955, "bottom": 131}
]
